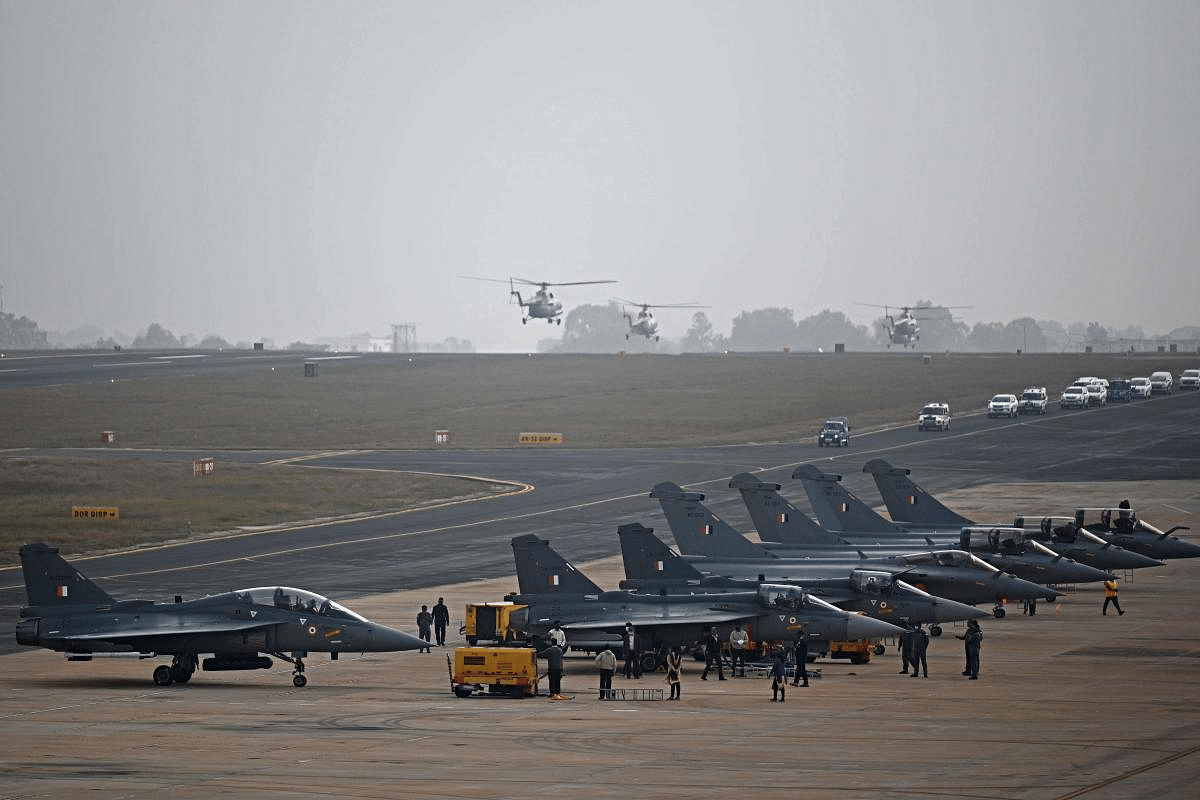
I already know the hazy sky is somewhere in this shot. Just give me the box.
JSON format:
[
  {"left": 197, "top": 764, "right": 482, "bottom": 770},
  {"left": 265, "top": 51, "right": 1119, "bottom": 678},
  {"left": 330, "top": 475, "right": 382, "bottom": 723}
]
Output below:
[{"left": 3, "top": 2, "right": 1198, "bottom": 351}]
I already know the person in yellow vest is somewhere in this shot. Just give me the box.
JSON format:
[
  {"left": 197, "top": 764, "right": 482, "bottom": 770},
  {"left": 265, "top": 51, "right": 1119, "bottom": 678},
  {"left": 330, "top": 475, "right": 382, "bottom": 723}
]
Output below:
[{"left": 1103, "top": 578, "right": 1125, "bottom": 616}]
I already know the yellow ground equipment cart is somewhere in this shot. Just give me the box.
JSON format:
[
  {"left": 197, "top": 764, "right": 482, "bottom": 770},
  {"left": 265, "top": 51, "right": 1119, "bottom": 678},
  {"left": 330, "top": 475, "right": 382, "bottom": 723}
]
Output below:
[
  {"left": 450, "top": 646, "right": 538, "bottom": 698},
  {"left": 462, "top": 601, "right": 527, "bottom": 645},
  {"left": 829, "top": 640, "right": 875, "bottom": 664}
]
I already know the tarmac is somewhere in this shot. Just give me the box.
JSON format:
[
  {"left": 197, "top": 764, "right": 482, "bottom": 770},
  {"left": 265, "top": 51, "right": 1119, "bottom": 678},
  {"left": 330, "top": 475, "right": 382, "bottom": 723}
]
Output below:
[{"left": 2, "top": 480, "right": 1198, "bottom": 800}]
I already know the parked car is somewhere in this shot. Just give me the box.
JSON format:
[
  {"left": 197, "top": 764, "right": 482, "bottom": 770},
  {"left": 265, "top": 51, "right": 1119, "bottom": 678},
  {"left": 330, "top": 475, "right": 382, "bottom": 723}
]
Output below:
[
  {"left": 987, "top": 394, "right": 1019, "bottom": 418},
  {"left": 1106, "top": 379, "right": 1133, "bottom": 403},
  {"left": 817, "top": 417, "right": 850, "bottom": 447},
  {"left": 1018, "top": 387, "right": 1048, "bottom": 415},
  {"left": 1060, "top": 385, "right": 1089, "bottom": 409},
  {"left": 1149, "top": 371, "right": 1174, "bottom": 394},
  {"left": 917, "top": 403, "right": 952, "bottom": 430},
  {"left": 1129, "top": 377, "right": 1153, "bottom": 398},
  {"left": 1179, "top": 369, "right": 1200, "bottom": 390},
  {"left": 1081, "top": 382, "right": 1108, "bottom": 406}
]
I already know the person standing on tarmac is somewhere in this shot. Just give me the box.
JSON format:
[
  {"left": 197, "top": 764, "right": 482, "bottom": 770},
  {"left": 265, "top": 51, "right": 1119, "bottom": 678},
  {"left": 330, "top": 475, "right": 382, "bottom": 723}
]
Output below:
[
  {"left": 1103, "top": 578, "right": 1125, "bottom": 615},
  {"left": 666, "top": 646, "right": 683, "bottom": 700},
  {"left": 957, "top": 619, "right": 983, "bottom": 679},
  {"left": 898, "top": 622, "right": 914, "bottom": 674},
  {"left": 770, "top": 650, "right": 787, "bottom": 702},
  {"left": 538, "top": 640, "right": 565, "bottom": 697},
  {"left": 910, "top": 623, "right": 929, "bottom": 678},
  {"left": 622, "top": 624, "right": 642, "bottom": 679},
  {"left": 431, "top": 598, "right": 450, "bottom": 647},
  {"left": 700, "top": 627, "right": 726, "bottom": 681},
  {"left": 729, "top": 623, "right": 749, "bottom": 677},
  {"left": 790, "top": 630, "right": 809, "bottom": 687},
  {"left": 594, "top": 646, "right": 616, "bottom": 700},
  {"left": 416, "top": 605, "right": 433, "bottom": 653}
]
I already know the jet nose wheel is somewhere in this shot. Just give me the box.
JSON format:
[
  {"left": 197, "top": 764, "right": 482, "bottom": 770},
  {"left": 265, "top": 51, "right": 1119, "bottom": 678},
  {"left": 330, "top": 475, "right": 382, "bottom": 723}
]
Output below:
[
  {"left": 293, "top": 674, "right": 308, "bottom": 688},
  {"left": 930, "top": 625, "right": 942, "bottom": 637},
  {"left": 993, "top": 605, "right": 1006, "bottom": 618}
]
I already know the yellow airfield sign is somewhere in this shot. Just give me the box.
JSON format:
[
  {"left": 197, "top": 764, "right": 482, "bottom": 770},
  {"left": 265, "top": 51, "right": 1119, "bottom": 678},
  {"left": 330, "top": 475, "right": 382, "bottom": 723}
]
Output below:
[
  {"left": 72, "top": 506, "right": 120, "bottom": 520},
  {"left": 518, "top": 432, "right": 563, "bottom": 445}
]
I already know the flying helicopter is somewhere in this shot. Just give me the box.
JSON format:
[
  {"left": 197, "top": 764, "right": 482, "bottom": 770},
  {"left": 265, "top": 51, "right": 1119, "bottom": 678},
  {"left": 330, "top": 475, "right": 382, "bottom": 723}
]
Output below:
[
  {"left": 857, "top": 303, "right": 971, "bottom": 348},
  {"left": 463, "top": 276, "right": 616, "bottom": 325},
  {"left": 617, "top": 300, "right": 709, "bottom": 341}
]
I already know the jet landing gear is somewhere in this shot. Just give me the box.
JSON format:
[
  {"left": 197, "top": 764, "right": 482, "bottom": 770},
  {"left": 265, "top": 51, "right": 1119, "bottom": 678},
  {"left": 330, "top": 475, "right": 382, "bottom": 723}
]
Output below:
[
  {"left": 275, "top": 651, "right": 309, "bottom": 687},
  {"left": 152, "top": 654, "right": 197, "bottom": 686},
  {"left": 993, "top": 605, "right": 1007, "bottom": 618}
]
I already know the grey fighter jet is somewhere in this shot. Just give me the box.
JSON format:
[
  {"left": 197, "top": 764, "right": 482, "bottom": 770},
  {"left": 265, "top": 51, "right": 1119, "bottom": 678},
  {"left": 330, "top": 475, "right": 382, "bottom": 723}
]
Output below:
[
  {"left": 650, "top": 482, "right": 1057, "bottom": 615},
  {"left": 616, "top": 523, "right": 988, "bottom": 634},
  {"left": 743, "top": 470, "right": 1115, "bottom": 586},
  {"left": 504, "top": 534, "right": 902, "bottom": 671},
  {"left": 1073, "top": 507, "right": 1199, "bottom": 560},
  {"left": 14, "top": 543, "right": 428, "bottom": 687},
  {"left": 862, "top": 459, "right": 1164, "bottom": 571}
]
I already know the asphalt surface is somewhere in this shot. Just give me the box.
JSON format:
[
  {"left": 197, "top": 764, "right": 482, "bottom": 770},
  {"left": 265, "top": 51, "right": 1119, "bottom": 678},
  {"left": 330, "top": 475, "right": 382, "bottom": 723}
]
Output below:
[{"left": 2, "top": 357, "right": 1198, "bottom": 799}]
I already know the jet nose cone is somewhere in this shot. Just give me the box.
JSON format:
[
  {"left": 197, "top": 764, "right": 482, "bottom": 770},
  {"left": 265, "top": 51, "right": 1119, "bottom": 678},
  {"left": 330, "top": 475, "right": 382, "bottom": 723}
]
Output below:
[
  {"left": 931, "top": 597, "right": 990, "bottom": 622},
  {"left": 366, "top": 625, "right": 429, "bottom": 652},
  {"left": 847, "top": 613, "right": 904, "bottom": 640}
]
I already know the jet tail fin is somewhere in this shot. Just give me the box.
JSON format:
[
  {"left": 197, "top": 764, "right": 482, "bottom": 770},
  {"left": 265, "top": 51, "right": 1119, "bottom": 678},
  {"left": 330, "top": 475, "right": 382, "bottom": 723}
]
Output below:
[
  {"left": 650, "top": 482, "right": 773, "bottom": 559},
  {"left": 617, "top": 522, "right": 704, "bottom": 583},
  {"left": 730, "top": 472, "right": 848, "bottom": 545},
  {"left": 19, "top": 543, "right": 117, "bottom": 608},
  {"left": 863, "top": 459, "right": 974, "bottom": 526},
  {"left": 510, "top": 535, "right": 605, "bottom": 596},
  {"left": 792, "top": 464, "right": 900, "bottom": 532}
]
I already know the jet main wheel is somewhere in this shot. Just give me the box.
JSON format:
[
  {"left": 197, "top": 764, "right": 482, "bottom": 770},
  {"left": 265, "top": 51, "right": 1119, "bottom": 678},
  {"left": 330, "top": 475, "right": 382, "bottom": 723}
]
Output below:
[
  {"left": 993, "top": 606, "right": 1006, "bottom": 618},
  {"left": 170, "top": 666, "right": 193, "bottom": 683},
  {"left": 873, "top": 644, "right": 886, "bottom": 655},
  {"left": 293, "top": 674, "right": 308, "bottom": 688},
  {"left": 153, "top": 665, "right": 174, "bottom": 686}
]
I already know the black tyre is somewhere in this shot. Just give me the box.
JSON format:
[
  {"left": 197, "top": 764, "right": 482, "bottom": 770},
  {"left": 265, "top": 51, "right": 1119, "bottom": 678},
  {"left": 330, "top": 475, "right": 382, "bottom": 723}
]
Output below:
[
  {"left": 152, "top": 665, "right": 174, "bottom": 686},
  {"left": 293, "top": 674, "right": 308, "bottom": 687}
]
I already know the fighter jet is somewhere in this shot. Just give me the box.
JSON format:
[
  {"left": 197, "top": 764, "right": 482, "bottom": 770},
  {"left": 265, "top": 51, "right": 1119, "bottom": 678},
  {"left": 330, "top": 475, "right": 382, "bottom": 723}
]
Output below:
[
  {"left": 760, "top": 469, "right": 1115, "bottom": 585},
  {"left": 1073, "top": 506, "right": 1199, "bottom": 560},
  {"left": 862, "top": 459, "right": 1164, "bottom": 571},
  {"left": 616, "top": 523, "right": 988, "bottom": 635},
  {"left": 14, "top": 543, "right": 428, "bottom": 687},
  {"left": 650, "top": 482, "right": 1057, "bottom": 615},
  {"left": 504, "top": 534, "right": 903, "bottom": 671}
]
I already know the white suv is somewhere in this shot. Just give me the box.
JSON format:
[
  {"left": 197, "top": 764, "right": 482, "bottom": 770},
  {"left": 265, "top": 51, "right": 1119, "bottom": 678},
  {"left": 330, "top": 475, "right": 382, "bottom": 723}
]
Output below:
[
  {"left": 1179, "top": 369, "right": 1200, "bottom": 390},
  {"left": 987, "top": 394, "right": 1019, "bottom": 418},
  {"left": 1129, "top": 377, "right": 1152, "bottom": 398},
  {"left": 1149, "top": 371, "right": 1174, "bottom": 394},
  {"left": 1018, "top": 388, "right": 1047, "bottom": 415},
  {"left": 917, "top": 403, "right": 952, "bottom": 430}
]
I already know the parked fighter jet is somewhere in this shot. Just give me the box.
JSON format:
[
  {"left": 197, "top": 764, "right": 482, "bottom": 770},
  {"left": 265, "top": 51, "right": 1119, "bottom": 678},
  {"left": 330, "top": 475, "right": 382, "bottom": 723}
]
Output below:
[
  {"left": 650, "top": 482, "right": 1057, "bottom": 615},
  {"left": 863, "top": 459, "right": 1164, "bottom": 571},
  {"left": 1074, "top": 506, "right": 1199, "bottom": 560},
  {"left": 616, "top": 523, "right": 987, "bottom": 635},
  {"left": 505, "top": 534, "right": 902, "bottom": 671},
  {"left": 14, "top": 543, "right": 428, "bottom": 687},
  {"left": 766, "top": 469, "right": 1115, "bottom": 586}
]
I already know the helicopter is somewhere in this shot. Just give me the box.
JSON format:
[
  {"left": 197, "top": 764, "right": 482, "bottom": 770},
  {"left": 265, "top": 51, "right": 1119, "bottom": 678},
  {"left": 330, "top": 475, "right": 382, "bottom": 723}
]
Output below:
[
  {"left": 857, "top": 303, "right": 971, "bottom": 348},
  {"left": 463, "top": 276, "right": 616, "bottom": 325},
  {"left": 618, "top": 300, "right": 709, "bottom": 341}
]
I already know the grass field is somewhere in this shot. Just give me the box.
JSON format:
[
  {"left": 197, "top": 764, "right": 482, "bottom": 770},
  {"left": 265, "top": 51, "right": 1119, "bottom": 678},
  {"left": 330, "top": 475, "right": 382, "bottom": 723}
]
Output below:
[{"left": 3, "top": 350, "right": 1191, "bottom": 562}]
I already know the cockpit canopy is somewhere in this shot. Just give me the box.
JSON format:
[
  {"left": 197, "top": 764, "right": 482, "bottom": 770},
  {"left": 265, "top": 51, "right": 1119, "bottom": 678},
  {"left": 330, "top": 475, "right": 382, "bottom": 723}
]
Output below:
[
  {"left": 228, "top": 587, "right": 368, "bottom": 622},
  {"left": 960, "top": 526, "right": 1028, "bottom": 552},
  {"left": 849, "top": 570, "right": 896, "bottom": 594},
  {"left": 900, "top": 550, "right": 999, "bottom": 572},
  {"left": 757, "top": 584, "right": 840, "bottom": 613},
  {"left": 1075, "top": 507, "right": 1139, "bottom": 530}
]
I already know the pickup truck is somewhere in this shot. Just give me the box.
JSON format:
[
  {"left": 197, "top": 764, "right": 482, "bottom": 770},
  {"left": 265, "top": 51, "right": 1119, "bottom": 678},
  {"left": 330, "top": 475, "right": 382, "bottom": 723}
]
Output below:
[{"left": 1018, "top": 388, "right": 1047, "bottom": 415}]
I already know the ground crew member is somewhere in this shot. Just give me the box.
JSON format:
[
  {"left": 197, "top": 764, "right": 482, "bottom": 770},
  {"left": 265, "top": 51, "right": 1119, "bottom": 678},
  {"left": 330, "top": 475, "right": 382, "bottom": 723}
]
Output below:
[
  {"left": 416, "top": 605, "right": 433, "bottom": 653},
  {"left": 666, "top": 646, "right": 683, "bottom": 700},
  {"left": 898, "top": 622, "right": 914, "bottom": 674},
  {"left": 431, "top": 597, "right": 450, "bottom": 646},
  {"left": 700, "top": 627, "right": 725, "bottom": 681},
  {"left": 790, "top": 630, "right": 809, "bottom": 687},
  {"left": 622, "top": 623, "right": 642, "bottom": 679},
  {"left": 910, "top": 623, "right": 929, "bottom": 678},
  {"left": 729, "top": 623, "right": 749, "bottom": 677},
  {"left": 770, "top": 651, "right": 787, "bottom": 702},
  {"left": 538, "top": 641, "right": 565, "bottom": 697},
  {"left": 957, "top": 619, "right": 982, "bottom": 679},
  {"left": 1103, "top": 578, "right": 1125, "bottom": 615},
  {"left": 549, "top": 620, "right": 567, "bottom": 649},
  {"left": 594, "top": 646, "right": 616, "bottom": 700}
]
